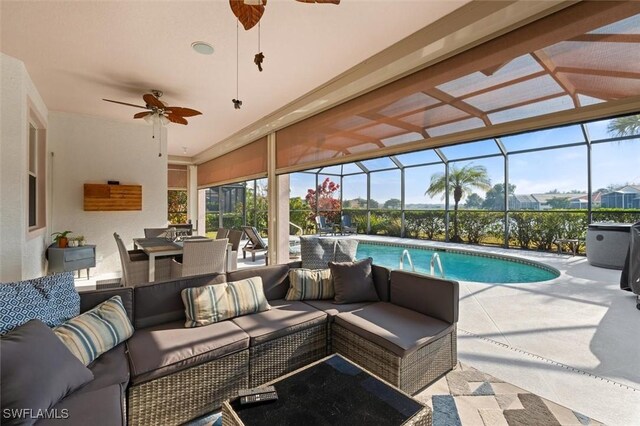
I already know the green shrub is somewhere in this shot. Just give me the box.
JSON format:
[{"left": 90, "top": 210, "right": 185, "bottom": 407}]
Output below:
[
  {"left": 404, "top": 210, "right": 446, "bottom": 240},
  {"left": 458, "top": 211, "right": 503, "bottom": 244}
]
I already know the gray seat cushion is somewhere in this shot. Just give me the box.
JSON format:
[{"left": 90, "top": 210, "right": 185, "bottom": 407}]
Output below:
[
  {"left": 231, "top": 300, "right": 327, "bottom": 345},
  {"left": 82, "top": 343, "right": 130, "bottom": 393},
  {"left": 127, "top": 320, "right": 249, "bottom": 385},
  {"left": 38, "top": 384, "right": 125, "bottom": 426},
  {"left": 303, "top": 300, "right": 371, "bottom": 319},
  {"left": 334, "top": 302, "right": 454, "bottom": 357}
]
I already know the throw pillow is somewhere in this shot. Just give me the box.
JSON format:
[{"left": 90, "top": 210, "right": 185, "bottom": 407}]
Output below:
[
  {"left": 330, "top": 257, "right": 379, "bottom": 304},
  {"left": 0, "top": 272, "right": 79, "bottom": 335},
  {"left": 334, "top": 239, "right": 359, "bottom": 263},
  {"left": 182, "top": 276, "right": 270, "bottom": 328},
  {"left": 285, "top": 268, "right": 334, "bottom": 301},
  {"left": 1, "top": 320, "right": 94, "bottom": 425},
  {"left": 54, "top": 295, "right": 134, "bottom": 366},
  {"left": 182, "top": 282, "right": 231, "bottom": 327},
  {"left": 300, "top": 236, "right": 336, "bottom": 269}
]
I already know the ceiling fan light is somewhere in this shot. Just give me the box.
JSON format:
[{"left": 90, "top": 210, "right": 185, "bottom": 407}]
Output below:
[
  {"left": 143, "top": 114, "right": 155, "bottom": 125},
  {"left": 160, "top": 115, "right": 170, "bottom": 126}
]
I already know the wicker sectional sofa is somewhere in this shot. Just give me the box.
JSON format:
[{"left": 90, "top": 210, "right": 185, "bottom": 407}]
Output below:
[{"left": 30, "top": 261, "right": 458, "bottom": 426}]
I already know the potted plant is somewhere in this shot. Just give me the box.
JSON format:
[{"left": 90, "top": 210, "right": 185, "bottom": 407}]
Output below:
[
  {"left": 52, "top": 231, "right": 72, "bottom": 248},
  {"left": 76, "top": 235, "right": 85, "bottom": 246}
]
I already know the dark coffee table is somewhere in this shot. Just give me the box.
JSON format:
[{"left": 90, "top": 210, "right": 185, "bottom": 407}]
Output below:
[{"left": 222, "top": 354, "right": 431, "bottom": 426}]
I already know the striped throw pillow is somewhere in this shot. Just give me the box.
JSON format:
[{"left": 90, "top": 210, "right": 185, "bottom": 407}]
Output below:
[
  {"left": 182, "top": 283, "right": 232, "bottom": 328},
  {"left": 54, "top": 295, "right": 134, "bottom": 366},
  {"left": 182, "top": 277, "right": 270, "bottom": 328},
  {"left": 285, "top": 268, "right": 334, "bottom": 301}
]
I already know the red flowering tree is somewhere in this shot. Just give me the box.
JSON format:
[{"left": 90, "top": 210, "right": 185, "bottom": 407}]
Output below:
[{"left": 305, "top": 177, "right": 341, "bottom": 223}]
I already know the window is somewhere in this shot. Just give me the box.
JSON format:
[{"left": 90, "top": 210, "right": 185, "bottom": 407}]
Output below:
[
  {"left": 27, "top": 118, "right": 45, "bottom": 231},
  {"left": 168, "top": 190, "right": 188, "bottom": 224}
]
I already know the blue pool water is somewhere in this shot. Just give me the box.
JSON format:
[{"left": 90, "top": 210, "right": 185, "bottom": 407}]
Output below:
[{"left": 355, "top": 243, "right": 559, "bottom": 283}]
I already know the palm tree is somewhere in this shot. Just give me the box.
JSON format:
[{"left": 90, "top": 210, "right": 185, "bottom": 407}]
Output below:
[
  {"left": 426, "top": 164, "right": 491, "bottom": 242},
  {"left": 607, "top": 115, "right": 640, "bottom": 137}
]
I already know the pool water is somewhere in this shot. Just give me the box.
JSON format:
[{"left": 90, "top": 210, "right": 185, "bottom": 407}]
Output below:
[{"left": 355, "top": 243, "right": 559, "bottom": 283}]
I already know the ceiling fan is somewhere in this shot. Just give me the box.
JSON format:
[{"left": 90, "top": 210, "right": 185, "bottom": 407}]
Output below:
[
  {"left": 102, "top": 90, "right": 202, "bottom": 125},
  {"left": 231, "top": 0, "right": 340, "bottom": 31}
]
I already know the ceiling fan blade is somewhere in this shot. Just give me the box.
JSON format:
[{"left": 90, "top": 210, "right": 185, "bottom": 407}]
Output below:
[
  {"left": 295, "top": 0, "right": 340, "bottom": 3},
  {"left": 143, "top": 93, "right": 165, "bottom": 109},
  {"left": 166, "top": 114, "right": 188, "bottom": 125},
  {"left": 133, "top": 112, "right": 151, "bottom": 119},
  {"left": 164, "top": 107, "right": 202, "bottom": 117},
  {"left": 102, "top": 99, "right": 149, "bottom": 109},
  {"left": 230, "top": 0, "right": 265, "bottom": 31}
]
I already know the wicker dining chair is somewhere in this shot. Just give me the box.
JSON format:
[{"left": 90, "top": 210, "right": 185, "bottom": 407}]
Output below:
[
  {"left": 144, "top": 227, "right": 169, "bottom": 238},
  {"left": 170, "top": 238, "right": 228, "bottom": 278},
  {"left": 226, "top": 230, "right": 243, "bottom": 271},
  {"left": 217, "top": 228, "right": 230, "bottom": 239},
  {"left": 114, "top": 233, "right": 170, "bottom": 286}
]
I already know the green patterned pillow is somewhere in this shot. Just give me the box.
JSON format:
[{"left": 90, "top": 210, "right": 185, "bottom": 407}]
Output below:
[
  {"left": 54, "top": 295, "right": 134, "bottom": 366},
  {"left": 285, "top": 268, "right": 334, "bottom": 301},
  {"left": 182, "top": 277, "right": 270, "bottom": 328}
]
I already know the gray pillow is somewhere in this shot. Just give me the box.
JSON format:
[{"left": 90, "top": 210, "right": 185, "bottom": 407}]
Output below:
[
  {"left": 334, "top": 239, "right": 359, "bottom": 263},
  {"left": 1, "top": 320, "right": 94, "bottom": 425},
  {"left": 330, "top": 257, "right": 379, "bottom": 304},
  {"left": 300, "top": 236, "right": 336, "bottom": 269}
]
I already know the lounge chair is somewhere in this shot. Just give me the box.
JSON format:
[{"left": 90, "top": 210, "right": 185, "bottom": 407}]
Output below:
[
  {"left": 340, "top": 214, "right": 357, "bottom": 235},
  {"left": 315, "top": 216, "right": 334, "bottom": 236},
  {"left": 241, "top": 226, "right": 268, "bottom": 263}
]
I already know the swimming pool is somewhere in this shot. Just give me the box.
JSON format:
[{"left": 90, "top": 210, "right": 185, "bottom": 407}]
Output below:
[{"left": 355, "top": 242, "right": 559, "bottom": 283}]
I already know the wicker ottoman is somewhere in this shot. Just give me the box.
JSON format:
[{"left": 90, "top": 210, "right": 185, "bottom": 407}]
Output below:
[{"left": 333, "top": 323, "right": 457, "bottom": 395}]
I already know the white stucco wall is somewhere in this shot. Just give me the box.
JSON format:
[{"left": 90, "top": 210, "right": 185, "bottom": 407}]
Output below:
[
  {"left": 0, "top": 53, "right": 49, "bottom": 281},
  {"left": 48, "top": 112, "right": 168, "bottom": 276}
]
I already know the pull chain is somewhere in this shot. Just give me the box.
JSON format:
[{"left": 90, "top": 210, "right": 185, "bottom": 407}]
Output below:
[{"left": 232, "top": 19, "right": 242, "bottom": 109}]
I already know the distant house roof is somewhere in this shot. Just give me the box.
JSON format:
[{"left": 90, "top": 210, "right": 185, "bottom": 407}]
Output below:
[
  {"left": 531, "top": 193, "right": 585, "bottom": 204},
  {"left": 606, "top": 185, "right": 640, "bottom": 194},
  {"left": 512, "top": 194, "right": 537, "bottom": 203}
]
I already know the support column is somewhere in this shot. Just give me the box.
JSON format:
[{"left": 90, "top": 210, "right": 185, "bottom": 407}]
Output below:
[
  {"left": 187, "top": 165, "right": 198, "bottom": 227},
  {"left": 197, "top": 189, "right": 206, "bottom": 236},
  {"left": 267, "top": 133, "right": 289, "bottom": 264}
]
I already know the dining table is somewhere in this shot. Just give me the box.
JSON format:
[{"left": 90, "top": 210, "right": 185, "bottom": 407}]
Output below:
[{"left": 133, "top": 236, "right": 232, "bottom": 282}]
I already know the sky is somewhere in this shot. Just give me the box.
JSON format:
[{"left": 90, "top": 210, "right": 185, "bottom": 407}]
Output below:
[{"left": 289, "top": 117, "right": 640, "bottom": 205}]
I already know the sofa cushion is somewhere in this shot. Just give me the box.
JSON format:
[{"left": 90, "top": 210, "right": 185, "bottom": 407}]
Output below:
[
  {"left": 0, "top": 272, "right": 79, "bottom": 335},
  {"left": 372, "top": 264, "right": 391, "bottom": 303},
  {"left": 38, "top": 384, "right": 126, "bottom": 426},
  {"left": 82, "top": 343, "right": 130, "bottom": 393},
  {"left": 134, "top": 273, "right": 226, "bottom": 329},
  {"left": 334, "top": 302, "right": 454, "bottom": 357},
  {"left": 330, "top": 257, "right": 379, "bottom": 304},
  {"left": 127, "top": 320, "right": 249, "bottom": 385},
  {"left": 227, "top": 264, "right": 290, "bottom": 301},
  {"left": 231, "top": 300, "right": 327, "bottom": 346},
  {"left": 390, "top": 270, "right": 459, "bottom": 324},
  {"left": 300, "top": 236, "right": 336, "bottom": 269},
  {"left": 55, "top": 296, "right": 134, "bottom": 366},
  {"left": 1, "top": 320, "right": 94, "bottom": 426},
  {"left": 303, "top": 300, "right": 371, "bottom": 319},
  {"left": 285, "top": 268, "right": 333, "bottom": 301},
  {"left": 182, "top": 277, "right": 270, "bottom": 328},
  {"left": 79, "top": 287, "right": 134, "bottom": 323}
]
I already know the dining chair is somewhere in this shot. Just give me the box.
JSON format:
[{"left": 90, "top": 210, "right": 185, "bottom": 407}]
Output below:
[
  {"left": 144, "top": 227, "right": 169, "bottom": 238},
  {"left": 113, "top": 232, "right": 170, "bottom": 286},
  {"left": 226, "top": 229, "right": 243, "bottom": 271},
  {"left": 216, "top": 228, "right": 229, "bottom": 239},
  {"left": 170, "top": 238, "right": 228, "bottom": 278}
]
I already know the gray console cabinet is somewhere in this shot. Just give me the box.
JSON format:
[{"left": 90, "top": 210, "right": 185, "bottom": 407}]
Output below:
[{"left": 48, "top": 245, "right": 96, "bottom": 278}]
